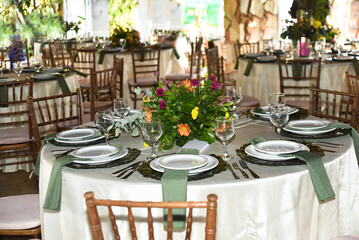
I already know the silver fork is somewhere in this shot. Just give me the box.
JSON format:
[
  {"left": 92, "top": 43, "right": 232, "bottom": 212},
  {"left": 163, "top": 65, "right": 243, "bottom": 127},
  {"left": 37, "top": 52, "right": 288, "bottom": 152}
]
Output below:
[
  {"left": 232, "top": 162, "right": 249, "bottom": 178},
  {"left": 238, "top": 159, "right": 260, "bottom": 178}
]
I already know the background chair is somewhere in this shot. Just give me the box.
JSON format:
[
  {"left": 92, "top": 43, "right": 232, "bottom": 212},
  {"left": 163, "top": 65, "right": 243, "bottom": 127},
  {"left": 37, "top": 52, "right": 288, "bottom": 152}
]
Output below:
[
  {"left": 346, "top": 71, "right": 359, "bottom": 93},
  {"left": 41, "top": 46, "right": 53, "bottom": 68},
  {"left": 49, "top": 40, "right": 73, "bottom": 68},
  {"left": 0, "top": 194, "right": 41, "bottom": 238},
  {"left": 27, "top": 89, "right": 83, "bottom": 152},
  {"left": 83, "top": 64, "right": 116, "bottom": 121},
  {"left": 235, "top": 40, "right": 260, "bottom": 56},
  {"left": 309, "top": 85, "right": 359, "bottom": 129},
  {"left": 128, "top": 45, "right": 161, "bottom": 108},
  {"left": 0, "top": 79, "right": 36, "bottom": 168},
  {"left": 9, "top": 37, "right": 29, "bottom": 67},
  {"left": 84, "top": 191, "right": 218, "bottom": 240},
  {"left": 278, "top": 58, "right": 322, "bottom": 109},
  {"left": 114, "top": 56, "right": 124, "bottom": 98}
]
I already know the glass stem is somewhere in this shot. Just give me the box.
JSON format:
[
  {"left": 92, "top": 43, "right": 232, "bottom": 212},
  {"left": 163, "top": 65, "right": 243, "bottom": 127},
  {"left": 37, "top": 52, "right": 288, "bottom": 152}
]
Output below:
[
  {"left": 276, "top": 127, "right": 282, "bottom": 139},
  {"left": 150, "top": 141, "right": 157, "bottom": 158},
  {"left": 105, "top": 132, "right": 110, "bottom": 145},
  {"left": 222, "top": 141, "right": 229, "bottom": 159}
]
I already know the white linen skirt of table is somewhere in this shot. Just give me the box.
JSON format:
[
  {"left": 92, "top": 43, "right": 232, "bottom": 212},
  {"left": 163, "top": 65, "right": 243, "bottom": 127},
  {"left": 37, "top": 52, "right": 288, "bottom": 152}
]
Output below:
[
  {"left": 39, "top": 121, "right": 359, "bottom": 240},
  {"left": 237, "top": 59, "right": 355, "bottom": 106},
  {"left": 97, "top": 48, "right": 184, "bottom": 107},
  {"left": 0, "top": 73, "right": 80, "bottom": 172}
]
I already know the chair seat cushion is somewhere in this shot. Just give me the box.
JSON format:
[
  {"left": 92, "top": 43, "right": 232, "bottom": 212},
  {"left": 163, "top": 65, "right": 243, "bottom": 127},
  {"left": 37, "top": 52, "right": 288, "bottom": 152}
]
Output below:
[
  {"left": 79, "top": 78, "right": 90, "bottom": 88},
  {"left": 237, "top": 95, "right": 260, "bottom": 107},
  {"left": 0, "top": 127, "right": 30, "bottom": 145},
  {"left": 83, "top": 101, "right": 113, "bottom": 113},
  {"left": 128, "top": 77, "right": 158, "bottom": 87},
  {"left": 0, "top": 194, "right": 40, "bottom": 230},
  {"left": 165, "top": 73, "right": 191, "bottom": 81}
]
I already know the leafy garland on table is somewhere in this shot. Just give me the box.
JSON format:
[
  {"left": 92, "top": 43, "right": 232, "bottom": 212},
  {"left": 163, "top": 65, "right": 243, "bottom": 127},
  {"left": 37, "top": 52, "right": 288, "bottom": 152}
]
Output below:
[{"left": 136, "top": 73, "right": 232, "bottom": 150}]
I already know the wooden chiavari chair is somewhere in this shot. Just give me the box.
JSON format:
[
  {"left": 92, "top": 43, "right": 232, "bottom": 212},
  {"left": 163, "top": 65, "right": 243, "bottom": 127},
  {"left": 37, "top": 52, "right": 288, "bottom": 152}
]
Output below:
[
  {"left": 114, "top": 56, "right": 124, "bottom": 98},
  {"left": 235, "top": 40, "right": 260, "bottom": 56},
  {"left": 48, "top": 40, "right": 73, "bottom": 68},
  {"left": 0, "top": 79, "right": 36, "bottom": 167},
  {"left": 278, "top": 58, "right": 322, "bottom": 109},
  {"left": 84, "top": 191, "right": 218, "bottom": 240}
]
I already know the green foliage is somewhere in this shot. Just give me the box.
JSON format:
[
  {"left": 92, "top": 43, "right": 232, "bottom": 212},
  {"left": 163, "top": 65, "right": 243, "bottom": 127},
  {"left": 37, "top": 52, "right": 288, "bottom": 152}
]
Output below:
[
  {"left": 281, "top": 16, "right": 323, "bottom": 42},
  {"left": 141, "top": 74, "right": 231, "bottom": 150},
  {"left": 108, "top": 0, "right": 138, "bottom": 35},
  {"left": 109, "top": 26, "right": 140, "bottom": 49}
]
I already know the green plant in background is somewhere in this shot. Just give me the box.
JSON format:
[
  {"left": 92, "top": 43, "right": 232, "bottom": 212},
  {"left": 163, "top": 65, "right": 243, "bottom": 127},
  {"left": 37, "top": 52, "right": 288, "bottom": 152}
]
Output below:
[
  {"left": 108, "top": 0, "right": 138, "bottom": 35},
  {"left": 0, "top": 0, "right": 63, "bottom": 45}
]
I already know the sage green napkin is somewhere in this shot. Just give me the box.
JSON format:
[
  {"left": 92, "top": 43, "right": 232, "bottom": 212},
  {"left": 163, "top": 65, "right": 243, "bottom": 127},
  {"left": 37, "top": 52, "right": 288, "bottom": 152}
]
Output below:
[
  {"left": 352, "top": 58, "right": 359, "bottom": 76},
  {"left": 293, "top": 62, "right": 302, "bottom": 80},
  {"left": 172, "top": 46, "right": 180, "bottom": 59},
  {"left": 253, "top": 107, "right": 266, "bottom": 114},
  {"left": 34, "top": 133, "right": 57, "bottom": 176},
  {"left": 243, "top": 59, "right": 255, "bottom": 76},
  {"left": 234, "top": 57, "right": 240, "bottom": 70},
  {"left": 0, "top": 85, "right": 8, "bottom": 107},
  {"left": 64, "top": 67, "right": 88, "bottom": 78},
  {"left": 55, "top": 74, "right": 71, "bottom": 94},
  {"left": 179, "top": 148, "right": 200, "bottom": 155},
  {"left": 98, "top": 50, "right": 106, "bottom": 64},
  {"left": 250, "top": 136, "right": 335, "bottom": 202}
]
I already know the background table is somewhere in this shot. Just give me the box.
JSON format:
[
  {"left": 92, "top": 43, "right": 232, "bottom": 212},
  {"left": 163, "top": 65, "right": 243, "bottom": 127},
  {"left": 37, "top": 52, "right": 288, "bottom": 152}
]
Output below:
[
  {"left": 39, "top": 119, "right": 359, "bottom": 239},
  {"left": 237, "top": 58, "right": 356, "bottom": 106}
]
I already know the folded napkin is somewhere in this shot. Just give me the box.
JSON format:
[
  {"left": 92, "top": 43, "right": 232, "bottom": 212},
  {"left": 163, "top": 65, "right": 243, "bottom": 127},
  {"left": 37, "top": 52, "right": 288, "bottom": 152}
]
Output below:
[
  {"left": 253, "top": 107, "right": 266, "bottom": 114},
  {"left": 171, "top": 46, "right": 180, "bottom": 59},
  {"left": 44, "top": 144, "right": 125, "bottom": 211},
  {"left": 98, "top": 50, "right": 107, "bottom": 64},
  {"left": 160, "top": 148, "right": 197, "bottom": 230},
  {"left": 0, "top": 85, "right": 8, "bottom": 107},
  {"left": 250, "top": 136, "right": 335, "bottom": 202},
  {"left": 34, "top": 133, "right": 57, "bottom": 176},
  {"left": 55, "top": 74, "right": 71, "bottom": 94},
  {"left": 293, "top": 62, "right": 302, "bottom": 80},
  {"left": 243, "top": 59, "right": 255, "bottom": 76},
  {"left": 234, "top": 57, "right": 240, "bottom": 70},
  {"left": 352, "top": 58, "right": 359, "bottom": 76},
  {"left": 64, "top": 67, "right": 88, "bottom": 78}
]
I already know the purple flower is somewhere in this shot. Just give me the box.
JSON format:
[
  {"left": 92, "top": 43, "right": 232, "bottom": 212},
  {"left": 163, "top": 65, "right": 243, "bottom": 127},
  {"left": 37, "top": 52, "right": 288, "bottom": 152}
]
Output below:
[
  {"left": 210, "top": 75, "right": 216, "bottom": 81},
  {"left": 211, "top": 81, "right": 223, "bottom": 91},
  {"left": 191, "top": 79, "right": 199, "bottom": 86},
  {"left": 155, "top": 88, "right": 165, "bottom": 97},
  {"left": 159, "top": 100, "right": 166, "bottom": 109},
  {"left": 153, "top": 71, "right": 159, "bottom": 77}
]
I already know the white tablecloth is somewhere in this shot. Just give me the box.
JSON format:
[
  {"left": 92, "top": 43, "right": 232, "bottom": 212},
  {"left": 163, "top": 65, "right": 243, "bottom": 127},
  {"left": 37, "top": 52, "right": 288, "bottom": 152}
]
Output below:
[
  {"left": 237, "top": 59, "right": 356, "bottom": 106},
  {"left": 0, "top": 73, "right": 80, "bottom": 173},
  {"left": 39, "top": 119, "right": 359, "bottom": 239}
]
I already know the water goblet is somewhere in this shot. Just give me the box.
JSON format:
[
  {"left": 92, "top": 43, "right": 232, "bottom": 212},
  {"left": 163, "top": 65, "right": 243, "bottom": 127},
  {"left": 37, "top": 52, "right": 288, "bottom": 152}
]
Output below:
[
  {"left": 141, "top": 118, "right": 163, "bottom": 160},
  {"left": 215, "top": 117, "right": 235, "bottom": 161},
  {"left": 95, "top": 110, "right": 115, "bottom": 145},
  {"left": 14, "top": 61, "right": 23, "bottom": 80},
  {"left": 119, "top": 38, "right": 126, "bottom": 48},
  {"left": 269, "top": 104, "right": 289, "bottom": 138},
  {"left": 226, "top": 86, "right": 242, "bottom": 118},
  {"left": 113, "top": 98, "right": 130, "bottom": 120},
  {"left": 30, "top": 56, "right": 41, "bottom": 73}
]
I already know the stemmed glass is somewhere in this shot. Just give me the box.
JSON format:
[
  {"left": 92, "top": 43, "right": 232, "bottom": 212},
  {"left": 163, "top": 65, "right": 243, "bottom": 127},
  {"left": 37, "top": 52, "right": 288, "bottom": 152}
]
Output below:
[
  {"left": 141, "top": 118, "right": 163, "bottom": 160},
  {"left": 30, "top": 56, "right": 41, "bottom": 73},
  {"left": 268, "top": 92, "right": 288, "bottom": 138},
  {"left": 119, "top": 38, "right": 126, "bottom": 48},
  {"left": 215, "top": 117, "right": 235, "bottom": 161},
  {"left": 14, "top": 61, "right": 23, "bottom": 80},
  {"left": 226, "top": 86, "right": 242, "bottom": 118},
  {"left": 113, "top": 98, "right": 130, "bottom": 120},
  {"left": 95, "top": 110, "right": 114, "bottom": 145}
]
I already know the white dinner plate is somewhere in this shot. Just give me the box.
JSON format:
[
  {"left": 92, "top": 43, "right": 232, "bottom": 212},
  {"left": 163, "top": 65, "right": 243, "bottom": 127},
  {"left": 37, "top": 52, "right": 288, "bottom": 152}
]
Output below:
[
  {"left": 332, "top": 56, "right": 354, "bottom": 62},
  {"left": 250, "top": 106, "right": 299, "bottom": 119},
  {"left": 113, "top": 110, "right": 141, "bottom": 122},
  {"left": 72, "top": 145, "right": 119, "bottom": 159},
  {"left": 256, "top": 56, "right": 277, "bottom": 62},
  {"left": 283, "top": 125, "right": 336, "bottom": 135},
  {"left": 158, "top": 154, "right": 208, "bottom": 170},
  {"left": 245, "top": 144, "right": 309, "bottom": 161},
  {"left": 150, "top": 155, "right": 218, "bottom": 175},
  {"left": 72, "top": 147, "right": 128, "bottom": 165},
  {"left": 254, "top": 140, "right": 303, "bottom": 155},
  {"left": 56, "top": 128, "right": 98, "bottom": 140},
  {"left": 0, "top": 78, "right": 15, "bottom": 82},
  {"left": 287, "top": 120, "right": 328, "bottom": 130},
  {"left": 54, "top": 134, "right": 104, "bottom": 144}
]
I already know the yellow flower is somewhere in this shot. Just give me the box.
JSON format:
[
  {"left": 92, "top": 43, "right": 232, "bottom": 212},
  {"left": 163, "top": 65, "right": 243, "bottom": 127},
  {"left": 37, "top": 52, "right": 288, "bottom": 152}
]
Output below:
[
  {"left": 191, "top": 107, "right": 199, "bottom": 120},
  {"left": 313, "top": 20, "right": 322, "bottom": 29},
  {"left": 143, "top": 142, "right": 149, "bottom": 147},
  {"left": 225, "top": 112, "right": 230, "bottom": 119},
  {"left": 143, "top": 96, "right": 150, "bottom": 102},
  {"left": 177, "top": 123, "right": 191, "bottom": 136}
]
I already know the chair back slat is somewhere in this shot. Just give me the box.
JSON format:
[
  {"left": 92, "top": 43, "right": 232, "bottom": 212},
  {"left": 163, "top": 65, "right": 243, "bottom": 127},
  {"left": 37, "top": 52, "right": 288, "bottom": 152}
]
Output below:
[
  {"left": 114, "top": 56, "right": 124, "bottom": 98},
  {"left": 236, "top": 40, "right": 260, "bottom": 55},
  {"left": 84, "top": 192, "right": 217, "bottom": 240}
]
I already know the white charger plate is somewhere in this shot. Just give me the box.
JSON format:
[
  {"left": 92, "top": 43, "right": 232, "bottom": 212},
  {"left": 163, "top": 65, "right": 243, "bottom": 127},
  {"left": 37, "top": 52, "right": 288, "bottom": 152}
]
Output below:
[
  {"left": 56, "top": 128, "right": 98, "bottom": 140},
  {"left": 54, "top": 134, "right": 104, "bottom": 144},
  {"left": 283, "top": 126, "right": 336, "bottom": 135},
  {"left": 0, "top": 78, "right": 15, "bottom": 82},
  {"left": 254, "top": 140, "right": 302, "bottom": 155},
  {"left": 332, "top": 56, "right": 354, "bottom": 61},
  {"left": 250, "top": 106, "right": 299, "bottom": 119},
  {"left": 245, "top": 144, "right": 309, "bottom": 161},
  {"left": 287, "top": 120, "right": 328, "bottom": 130},
  {"left": 72, "top": 147, "right": 128, "bottom": 165},
  {"left": 150, "top": 155, "right": 218, "bottom": 175},
  {"left": 158, "top": 154, "right": 208, "bottom": 170},
  {"left": 72, "top": 145, "right": 119, "bottom": 159}
]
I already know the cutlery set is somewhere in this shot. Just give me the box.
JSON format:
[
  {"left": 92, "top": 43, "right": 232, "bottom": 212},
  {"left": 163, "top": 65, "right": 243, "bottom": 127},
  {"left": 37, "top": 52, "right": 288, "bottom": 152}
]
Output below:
[
  {"left": 314, "top": 141, "right": 343, "bottom": 153},
  {"left": 229, "top": 159, "right": 260, "bottom": 179},
  {"left": 112, "top": 161, "right": 143, "bottom": 179}
]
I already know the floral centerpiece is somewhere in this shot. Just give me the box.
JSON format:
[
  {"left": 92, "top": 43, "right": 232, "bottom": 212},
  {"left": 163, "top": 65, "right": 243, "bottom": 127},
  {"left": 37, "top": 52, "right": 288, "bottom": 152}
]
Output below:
[
  {"left": 138, "top": 73, "right": 231, "bottom": 150},
  {"left": 280, "top": 17, "right": 323, "bottom": 42},
  {"left": 325, "top": 23, "right": 340, "bottom": 44},
  {"left": 63, "top": 21, "right": 81, "bottom": 38},
  {"left": 109, "top": 26, "right": 140, "bottom": 49}
]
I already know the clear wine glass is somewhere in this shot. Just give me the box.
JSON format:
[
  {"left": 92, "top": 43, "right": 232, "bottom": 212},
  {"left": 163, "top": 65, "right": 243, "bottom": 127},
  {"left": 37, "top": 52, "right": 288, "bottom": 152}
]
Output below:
[
  {"left": 269, "top": 104, "right": 289, "bottom": 138},
  {"left": 30, "top": 56, "right": 42, "bottom": 73},
  {"left": 268, "top": 92, "right": 286, "bottom": 106},
  {"left": 119, "top": 38, "right": 126, "bottom": 48},
  {"left": 215, "top": 117, "right": 235, "bottom": 161},
  {"left": 113, "top": 98, "right": 130, "bottom": 120},
  {"left": 226, "top": 86, "right": 243, "bottom": 118},
  {"left": 141, "top": 118, "right": 163, "bottom": 160},
  {"left": 95, "top": 110, "right": 114, "bottom": 145},
  {"left": 14, "top": 61, "right": 23, "bottom": 80}
]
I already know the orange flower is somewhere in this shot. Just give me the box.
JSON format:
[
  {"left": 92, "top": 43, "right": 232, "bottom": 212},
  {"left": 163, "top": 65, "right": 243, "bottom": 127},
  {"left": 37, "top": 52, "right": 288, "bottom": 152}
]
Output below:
[
  {"left": 145, "top": 109, "right": 153, "bottom": 123},
  {"left": 177, "top": 123, "right": 191, "bottom": 136},
  {"left": 217, "top": 123, "right": 228, "bottom": 133},
  {"left": 180, "top": 79, "right": 194, "bottom": 92}
]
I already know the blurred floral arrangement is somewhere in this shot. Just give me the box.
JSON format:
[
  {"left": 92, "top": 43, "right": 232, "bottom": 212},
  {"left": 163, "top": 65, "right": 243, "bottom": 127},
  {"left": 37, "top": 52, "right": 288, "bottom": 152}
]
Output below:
[
  {"left": 109, "top": 26, "right": 140, "bottom": 49},
  {"left": 325, "top": 23, "right": 340, "bottom": 44},
  {"left": 137, "top": 73, "right": 231, "bottom": 150},
  {"left": 281, "top": 16, "right": 323, "bottom": 42},
  {"left": 63, "top": 21, "right": 81, "bottom": 36}
]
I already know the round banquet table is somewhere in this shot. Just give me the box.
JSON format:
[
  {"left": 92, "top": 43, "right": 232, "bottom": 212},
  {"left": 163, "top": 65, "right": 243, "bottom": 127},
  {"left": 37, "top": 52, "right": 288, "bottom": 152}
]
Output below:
[
  {"left": 0, "top": 72, "right": 80, "bottom": 173},
  {"left": 39, "top": 118, "right": 359, "bottom": 239},
  {"left": 237, "top": 57, "right": 356, "bottom": 106}
]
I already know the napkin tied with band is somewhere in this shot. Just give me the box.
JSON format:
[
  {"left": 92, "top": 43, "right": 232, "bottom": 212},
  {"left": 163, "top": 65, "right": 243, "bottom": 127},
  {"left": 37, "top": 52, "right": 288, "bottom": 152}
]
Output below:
[
  {"left": 161, "top": 148, "right": 198, "bottom": 230},
  {"left": 44, "top": 143, "right": 125, "bottom": 211},
  {"left": 250, "top": 136, "right": 335, "bottom": 202}
]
